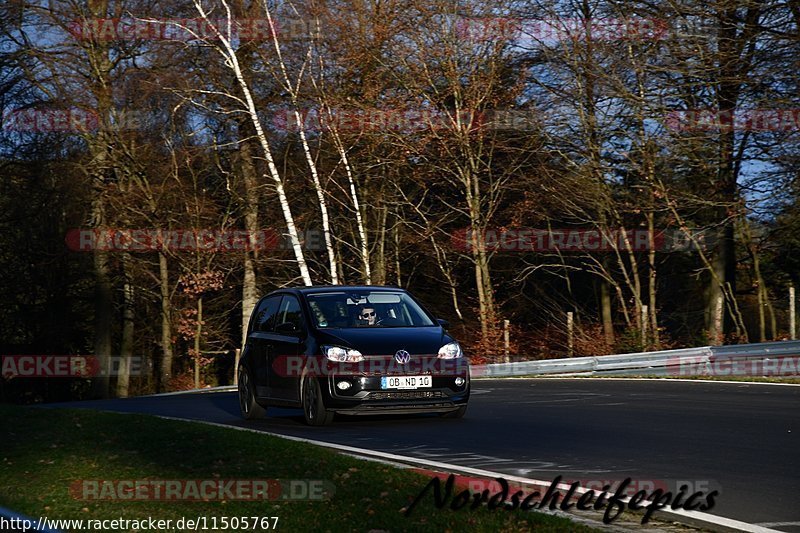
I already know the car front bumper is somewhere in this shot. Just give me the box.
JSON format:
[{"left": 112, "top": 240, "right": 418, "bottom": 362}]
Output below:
[{"left": 320, "top": 363, "right": 470, "bottom": 415}]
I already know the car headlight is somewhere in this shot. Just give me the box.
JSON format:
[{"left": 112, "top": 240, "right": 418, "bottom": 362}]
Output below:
[
  {"left": 437, "top": 342, "right": 463, "bottom": 359},
  {"left": 323, "top": 345, "right": 364, "bottom": 362}
]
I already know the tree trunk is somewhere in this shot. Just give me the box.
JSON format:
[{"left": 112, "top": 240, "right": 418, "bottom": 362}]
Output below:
[
  {"left": 703, "top": 3, "right": 760, "bottom": 343},
  {"left": 87, "top": 0, "right": 114, "bottom": 399},
  {"left": 194, "top": 296, "right": 203, "bottom": 390},
  {"left": 600, "top": 260, "right": 615, "bottom": 347},
  {"left": 116, "top": 253, "right": 134, "bottom": 398},
  {"left": 373, "top": 206, "right": 388, "bottom": 285},
  {"left": 159, "top": 251, "right": 174, "bottom": 390},
  {"left": 393, "top": 222, "right": 402, "bottom": 286},
  {"left": 706, "top": 233, "right": 730, "bottom": 344},
  {"left": 292, "top": 109, "right": 338, "bottom": 284},
  {"left": 472, "top": 234, "right": 496, "bottom": 339},
  {"left": 91, "top": 199, "right": 112, "bottom": 399},
  {"left": 647, "top": 211, "right": 660, "bottom": 349},
  {"left": 317, "top": 93, "right": 371, "bottom": 283},
  {"left": 239, "top": 136, "right": 260, "bottom": 348},
  {"left": 742, "top": 216, "right": 770, "bottom": 342},
  {"left": 466, "top": 172, "right": 495, "bottom": 340},
  {"left": 192, "top": 2, "right": 312, "bottom": 285}
]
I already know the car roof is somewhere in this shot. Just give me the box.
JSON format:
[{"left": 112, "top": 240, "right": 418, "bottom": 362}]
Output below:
[{"left": 267, "top": 285, "right": 407, "bottom": 296}]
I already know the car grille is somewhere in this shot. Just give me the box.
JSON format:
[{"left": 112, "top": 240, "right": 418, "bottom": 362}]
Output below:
[{"left": 366, "top": 390, "right": 445, "bottom": 400}]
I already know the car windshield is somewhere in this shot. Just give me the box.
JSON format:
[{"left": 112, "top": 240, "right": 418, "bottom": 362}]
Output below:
[{"left": 305, "top": 291, "right": 436, "bottom": 328}]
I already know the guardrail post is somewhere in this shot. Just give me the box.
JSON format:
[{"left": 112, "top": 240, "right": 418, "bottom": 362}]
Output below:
[
  {"left": 567, "top": 312, "right": 574, "bottom": 357},
  {"left": 791, "top": 285, "right": 797, "bottom": 340},
  {"left": 641, "top": 304, "right": 648, "bottom": 350},
  {"left": 234, "top": 348, "right": 241, "bottom": 386},
  {"left": 712, "top": 293, "right": 724, "bottom": 345},
  {"left": 503, "top": 319, "right": 510, "bottom": 363}
]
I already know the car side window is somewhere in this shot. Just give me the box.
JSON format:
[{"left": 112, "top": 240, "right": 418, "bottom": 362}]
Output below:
[
  {"left": 277, "top": 295, "right": 303, "bottom": 332},
  {"left": 253, "top": 296, "right": 282, "bottom": 333},
  {"left": 248, "top": 299, "right": 268, "bottom": 334}
]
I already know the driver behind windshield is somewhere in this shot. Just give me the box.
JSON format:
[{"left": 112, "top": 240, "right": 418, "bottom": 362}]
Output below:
[{"left": 357, "top": 306, "right": 379, "bottom": 326}]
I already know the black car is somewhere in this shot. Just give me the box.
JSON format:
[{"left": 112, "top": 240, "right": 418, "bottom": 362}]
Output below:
[{"left": 237, "top": 285, "right": 470, "bottom": 425}]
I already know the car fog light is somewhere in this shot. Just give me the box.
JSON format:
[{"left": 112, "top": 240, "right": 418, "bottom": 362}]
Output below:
[
  {"left": 336, "top": 380, "right": 351, "bottom": 390},
  {"left": 455, "top": 377, "right": 465, "bottom": 386}
]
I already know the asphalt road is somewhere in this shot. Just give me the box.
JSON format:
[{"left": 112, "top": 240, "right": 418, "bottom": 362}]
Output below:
[{"left": 55, "top": 379, "right": 799, "bottom": 531}]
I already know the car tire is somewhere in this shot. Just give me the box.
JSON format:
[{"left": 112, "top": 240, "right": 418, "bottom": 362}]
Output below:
[
  {"left": 302, "top": 376, "right": 334, "bottom": 426},
  {"left": 441, "top": 405, "right": 467, "bottom": 419},
  {"left": 238, "top": 365, "right": 265, "bottom": 420}
]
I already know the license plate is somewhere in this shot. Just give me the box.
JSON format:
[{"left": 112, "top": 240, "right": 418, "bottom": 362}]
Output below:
[{"left": 380, "top": 375, "right": 432, "bottom": 390}]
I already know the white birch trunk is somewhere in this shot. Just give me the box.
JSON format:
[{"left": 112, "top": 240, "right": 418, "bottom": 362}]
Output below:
[
  {"left": 191, "top": 0, "right": 312, "bottom": 285},
  {"left": 263, "top": 6, "right": 339, "bottom": 284}
]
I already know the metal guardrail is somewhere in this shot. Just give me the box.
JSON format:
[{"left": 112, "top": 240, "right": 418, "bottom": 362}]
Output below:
[
  {"left": 475, "top": 340, "right": 800, "bottom": 378},
  {"left": 712, "top": 340, "right": 800, "bottom": 358}
]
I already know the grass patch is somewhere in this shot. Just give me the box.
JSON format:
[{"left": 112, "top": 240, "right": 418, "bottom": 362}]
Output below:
[{"left": 0, "top": 405, "right": 595, "bottom": 532}]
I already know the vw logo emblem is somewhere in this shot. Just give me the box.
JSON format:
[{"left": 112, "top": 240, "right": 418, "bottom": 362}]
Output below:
[{"left": 394, "top": 350, "right": 411, "bottom": 364}]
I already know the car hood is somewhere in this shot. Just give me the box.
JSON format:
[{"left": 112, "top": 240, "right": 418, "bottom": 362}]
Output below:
[{"left": 315, "top": 327, "right": 452, "bottom": 356}]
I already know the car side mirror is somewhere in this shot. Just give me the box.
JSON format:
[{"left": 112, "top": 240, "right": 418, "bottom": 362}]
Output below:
[
  {"left": 437, "top": 318, "right": 450, "bottom": 329},
  {"left": 275, "top": 321, "right": 300, "bottom": 336}
]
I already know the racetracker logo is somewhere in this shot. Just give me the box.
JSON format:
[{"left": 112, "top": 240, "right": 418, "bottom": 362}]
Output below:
[
  {"left": 69, "top": 479, "right": 334, "bottom": 501},
  {"left": 65, "top": 18, "right": 318, "bottom": 42},
  {"left": 667, "top": 355, "right": 800, "bottom": 377},
  {"left": 455, "top": 17, "right": 668, "bottom": 43},
  {"left": 0, "top": 356, "right": 141, "bottom": 379},
  {"left": 65, "top": 228, "right": 325, "bottom": 252},
  {"left": 271, "top": 355, "right": 469, "bottom": 377},
  {"left": 450, "top": 228, "right": 715, "bottom": 253},
  {"left": 272, "top": 108, "right": 537, "bottom": 133},
  {"left": 2, "top": 108, "right": 152, "bottom": 133},
  {"left": 665, "top": 109, "right": 800, "bottom": 132}
]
